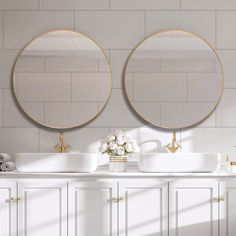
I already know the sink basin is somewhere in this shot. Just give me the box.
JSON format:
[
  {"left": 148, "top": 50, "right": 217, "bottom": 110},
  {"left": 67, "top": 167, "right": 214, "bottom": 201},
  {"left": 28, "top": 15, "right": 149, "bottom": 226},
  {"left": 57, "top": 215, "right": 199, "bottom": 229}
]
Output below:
[
  {"left": 15, "top": 153, "right": 98, "bottom": 173},
  {"left": 138, "top": 153, "right": 221, "bottom": 173}
]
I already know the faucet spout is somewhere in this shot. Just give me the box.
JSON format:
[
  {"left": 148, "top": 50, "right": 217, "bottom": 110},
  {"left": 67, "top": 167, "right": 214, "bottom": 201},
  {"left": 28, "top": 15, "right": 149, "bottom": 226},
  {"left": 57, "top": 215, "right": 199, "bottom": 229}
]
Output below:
[
  {"left": 165, "top": 131, "right": 181, "bottom": 153},
  {"left": 54, "top": 132, "right": 70, "bottom": 153}
]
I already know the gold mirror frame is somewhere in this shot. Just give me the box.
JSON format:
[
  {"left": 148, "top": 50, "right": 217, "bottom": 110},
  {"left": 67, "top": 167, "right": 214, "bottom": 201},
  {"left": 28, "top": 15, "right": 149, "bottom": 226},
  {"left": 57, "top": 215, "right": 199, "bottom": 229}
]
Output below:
[
  {"left": 124, "top": 29, "right": 224, "bottom": 130},
  {"left": 12, "top": 29, "right": 112, "bottom": 130}
]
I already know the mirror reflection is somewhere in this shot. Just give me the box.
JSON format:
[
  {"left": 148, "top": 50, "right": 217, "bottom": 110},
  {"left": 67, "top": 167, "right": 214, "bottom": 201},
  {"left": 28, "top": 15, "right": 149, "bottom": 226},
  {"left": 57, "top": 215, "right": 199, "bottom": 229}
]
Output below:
[
  {"left": 13, "top": 30, "right": 111, "bottom": 129},
  {"left": 125, "top": 30, "right": 223, "bottom": 129}
]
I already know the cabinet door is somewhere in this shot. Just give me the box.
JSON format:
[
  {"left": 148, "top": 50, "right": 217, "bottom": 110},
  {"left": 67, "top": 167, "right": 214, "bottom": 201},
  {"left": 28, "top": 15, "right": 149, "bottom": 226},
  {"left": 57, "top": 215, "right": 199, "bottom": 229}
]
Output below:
[
  {"left": 0, "top": 181, "right": 17, "bottom": 236},
  {"left": 219, "top": 180, "right": 236, "bottom": 236},
  {"left": 68, "top": 181, "right": 118, "bottom": 236},
  {"left": 119, "top": 181, "right": 168, "bottom": 236},
  {"left": 169, "top": 180, "right": 218, "bottom": 236},
  {"left": 18, "top": 181, "right": 67, "bottom": 236}
]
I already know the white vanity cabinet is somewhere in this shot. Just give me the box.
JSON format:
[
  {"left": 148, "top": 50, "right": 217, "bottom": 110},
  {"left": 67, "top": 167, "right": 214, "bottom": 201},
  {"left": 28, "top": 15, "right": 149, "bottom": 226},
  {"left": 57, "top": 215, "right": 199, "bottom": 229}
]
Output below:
[
  {"left": 68, "top": 181, "right": 118, "bottom": 236},
  {"left": 169, "top": 179, "right": 219, "bottom": 236},
  {"left": 1, "top": 174, "right": 236, "bottom": 236},
  {"left": 0, "top": 181, "right": 17, "bottom": 236},
  {"left": 119, "top": 181, "right": 168, "bottom": 236},
  {"left": 219, "top": 181, "right": 236, "bottom": 236},
  {"left": 17, "top": 181, "right": 67, "bottom": 236}
]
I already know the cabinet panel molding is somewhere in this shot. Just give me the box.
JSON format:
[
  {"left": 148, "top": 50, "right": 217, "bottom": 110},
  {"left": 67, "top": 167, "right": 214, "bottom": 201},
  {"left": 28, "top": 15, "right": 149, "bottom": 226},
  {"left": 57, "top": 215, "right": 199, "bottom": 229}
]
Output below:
[
  {"left": 119, "top": 181, "right": 168, "bottom": 236},
  {"left": 169, "top": 180, "right": 219, "bottom": 236},
  {"left": 18, "top": 181, "right": 67, "bottom": 236}
]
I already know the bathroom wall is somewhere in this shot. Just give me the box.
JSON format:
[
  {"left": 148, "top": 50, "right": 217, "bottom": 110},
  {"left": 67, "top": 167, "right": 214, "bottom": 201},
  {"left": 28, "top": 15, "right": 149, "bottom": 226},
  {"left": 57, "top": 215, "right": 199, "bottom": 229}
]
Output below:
[{"left": 1, "top": 0, "right": 236, "bottom": 161}]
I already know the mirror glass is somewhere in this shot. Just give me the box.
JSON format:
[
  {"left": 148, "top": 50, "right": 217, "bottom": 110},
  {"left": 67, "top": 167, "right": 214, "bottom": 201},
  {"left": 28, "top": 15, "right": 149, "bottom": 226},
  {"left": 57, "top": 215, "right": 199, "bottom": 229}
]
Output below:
[
  {"left": 124, "top": 30, "right": 223, "bottom": 129},
  {"left": 13, "top": 30, "right": 111, "bottom": 129}
]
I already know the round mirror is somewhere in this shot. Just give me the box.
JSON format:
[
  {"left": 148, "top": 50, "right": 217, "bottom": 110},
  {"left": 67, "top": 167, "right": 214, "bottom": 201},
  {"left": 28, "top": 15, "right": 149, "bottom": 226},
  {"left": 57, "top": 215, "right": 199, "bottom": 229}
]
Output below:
[
  {"left": 13, "top": 30, "right": 111, "bottom": 129},
  {"left": 124, "top": 30, "right": 223, "bottom": 129}
]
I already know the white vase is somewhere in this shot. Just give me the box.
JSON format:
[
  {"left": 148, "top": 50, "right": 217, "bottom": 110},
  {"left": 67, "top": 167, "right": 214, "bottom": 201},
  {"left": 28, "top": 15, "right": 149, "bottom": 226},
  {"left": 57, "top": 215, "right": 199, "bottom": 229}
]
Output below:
[{"left": 109, "top": 156, "right": 127, "bottom": 172}]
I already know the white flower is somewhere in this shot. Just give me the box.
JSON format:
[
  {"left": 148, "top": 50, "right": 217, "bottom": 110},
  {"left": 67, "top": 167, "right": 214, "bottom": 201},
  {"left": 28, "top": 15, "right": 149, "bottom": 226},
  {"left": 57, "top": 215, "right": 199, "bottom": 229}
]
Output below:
[
  {"left": 111, "top": 130, "right": 123, "bottom": 136},
  {"left": 116, "top": 146, "right": 125, "bottom": 156},
  {"left": 116, "top": 135, "right": 126, "bottom": 145},
  {"left": 106, "top": 135, "right": 116, "bottom": 142},
  {"left": 125, "top": 143, "right": 133, "bottom": 152},
  {"left": 108, "top": 141, "right": 118, "bottom": 150},
  {"left": 99, "top": 143, "right": 108, "bottom": 153},
  {"left": 132, "top": 143, "right": 140, "bottom": 153}
]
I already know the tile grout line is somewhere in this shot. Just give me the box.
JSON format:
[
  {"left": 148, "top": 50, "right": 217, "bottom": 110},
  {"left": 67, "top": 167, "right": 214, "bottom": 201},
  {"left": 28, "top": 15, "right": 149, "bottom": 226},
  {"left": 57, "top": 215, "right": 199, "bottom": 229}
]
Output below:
[
  {"left": 215, "top": 11, "right": 218, "bottom": 49},
  {"left": 2, "top": 10, "right": 4, "bottom": 49}
]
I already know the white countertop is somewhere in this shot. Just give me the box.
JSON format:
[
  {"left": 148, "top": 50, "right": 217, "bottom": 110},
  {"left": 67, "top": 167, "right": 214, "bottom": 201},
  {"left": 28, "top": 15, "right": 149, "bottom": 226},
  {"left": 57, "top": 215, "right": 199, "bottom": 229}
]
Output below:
[{"left": 1, "top": 167, "right": 236, "bottom": 178}]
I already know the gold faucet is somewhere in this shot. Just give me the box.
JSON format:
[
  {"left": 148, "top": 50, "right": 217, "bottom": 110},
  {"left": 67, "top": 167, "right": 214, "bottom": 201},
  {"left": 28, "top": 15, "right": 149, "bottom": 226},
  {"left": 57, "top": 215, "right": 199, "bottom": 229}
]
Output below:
[
  {"left": 165, "top": 131, "right": 181, "bottom": 153},
  {"left": 54, "top": 132, "right": 70, "bottom": 153}
]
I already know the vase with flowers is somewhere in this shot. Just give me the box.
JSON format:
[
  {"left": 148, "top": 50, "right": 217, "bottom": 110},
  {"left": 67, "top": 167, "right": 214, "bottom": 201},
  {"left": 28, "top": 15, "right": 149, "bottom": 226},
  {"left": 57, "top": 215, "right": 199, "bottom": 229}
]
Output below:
[{"left": 99, "top": 130, "right": 139, "bottom": 172}]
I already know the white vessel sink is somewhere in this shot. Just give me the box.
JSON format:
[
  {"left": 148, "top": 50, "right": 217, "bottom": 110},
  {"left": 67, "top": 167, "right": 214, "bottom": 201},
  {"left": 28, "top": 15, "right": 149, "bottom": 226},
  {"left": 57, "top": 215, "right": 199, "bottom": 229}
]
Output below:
[
  {"left": 15, "top": 153, "right": 98, "bottom": 173},
  {"left": 138, "top": 153, "right": 221, "bottom": 173}
]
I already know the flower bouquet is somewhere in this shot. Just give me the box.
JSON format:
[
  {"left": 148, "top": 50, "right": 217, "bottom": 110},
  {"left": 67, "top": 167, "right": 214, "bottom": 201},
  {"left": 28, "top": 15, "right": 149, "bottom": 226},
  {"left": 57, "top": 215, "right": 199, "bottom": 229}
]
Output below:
[{"left": 99, "top": 130, "right": 139, "bottom": 172}]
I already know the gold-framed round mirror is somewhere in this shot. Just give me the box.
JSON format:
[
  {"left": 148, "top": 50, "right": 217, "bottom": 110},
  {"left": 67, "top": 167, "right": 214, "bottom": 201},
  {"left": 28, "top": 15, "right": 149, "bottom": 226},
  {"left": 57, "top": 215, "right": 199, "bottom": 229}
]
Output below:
[
  {"left": 124, "top": 30, "right": 223, "bottom": 129},
  {"left": 13, "top": 30, "right": 112, "bottom": 130}
]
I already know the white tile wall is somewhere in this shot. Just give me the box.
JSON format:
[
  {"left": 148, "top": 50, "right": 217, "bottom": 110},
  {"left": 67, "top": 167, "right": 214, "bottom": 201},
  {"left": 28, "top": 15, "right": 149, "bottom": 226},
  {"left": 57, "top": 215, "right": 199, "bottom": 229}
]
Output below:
[
  {"left": 181, "top": 0, "right": 236, "bottom": 10},
  {"left": 1, "top": 0, "right": 236, "bottom": 161},
  {"left": 0, "top": 0, "right": 38, "bottom": 10},
  {"left": 146, "top": 11, "right": 216, "bottom": 46},
  {"left": 216, "top": 12, "right": 236, "bottom": 49},
  {"left": 39, "top": 0, "right": 109, "bottom": 10},
  {"left": 0, "top": 50, "right": 19, "bottom": 88},
  {"left": 110, "top": 0, "right": 180, "bottom": 10},
  {"left": 75, "top": 11, "right": 145, "bottom": 49},
  {"left": 3, "top": 89, "right": 34, "bottom": 127},
  {"left": 0, "top": 89, "right": 3, "bottom": 126},
  {"left": 4, "top": 11, "right": 74, "bottom": 49}
]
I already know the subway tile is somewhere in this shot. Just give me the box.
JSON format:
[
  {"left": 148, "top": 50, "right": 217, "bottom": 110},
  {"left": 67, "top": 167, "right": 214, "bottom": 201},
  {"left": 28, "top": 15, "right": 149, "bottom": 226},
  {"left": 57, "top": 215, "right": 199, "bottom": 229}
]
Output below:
[
  {"left": 45, "top": 57, "right": 98, "bottom": 72},
  {"left": 72, "top": 73, "right": 111, "bottom": 102},
  {"left": 197, "top": 111, "right": 216, "bottom": 128},
  {"left": 181, "top": 0, "right": 236, "bottom": 10},
  {"left": 217, "top": 12, "right": 236, "bottom": 49},
  {"left": 188, "top": 73, "right": 222, "bottom": 102},
  {"left": 132, "top": 102, "right": 161, "bottom": 127},
  {"left": 161, "top": 103, "right": 215, "bottom": 128},
  {"left": 17, "top": 73, "right": 71, "bottom": 102},
  {"left": 75, "top": 11, "right": 145, "bottom": 49},
  {"left": 0, "top": 89, "right": 3, "bottom": 126},
  {"left": 110, "top": 50, "right": 131, "bottom": 88},
  {"left": 88, "top": 89, "right": 144, "bottom": 127},
  {"left": 4, "top": 11, "right": 74, "bottom": 49},
  {"left": 3, "top": 89, "right": 34, "bottom": 127},
  {"left": 0, "top": 50, "right": 18, "bottom": 88},
  {"left": 39, "top": 127, "right": 109, "bottom": 153},
  {"left": 146, "top": 11, "right": 216, "bottom": 47},
  {"left": 20, "top": 102, "right": 45, "bottom": 125},
  {"left": 216, "top": 50, "right": 236, "bottom": 88},
  {"left": 15, "top": 56, "right": 44, "bottom": 72},
  {"left": 161, "top": 59, "right": 215, "bottom": 72},
  {"left": 180, "top": 128, "right": 236, "bottom": 161},
  {"left": 216, "top": 89, "right": 236, "bottom": 127},
  {"left": 39, "top": 0, "right": 109, "bottom": 10},
  {"left": 133, "top": 73, "right": 187, "bottom": 102},
  {"left": 110, "top": 0, "right": 180, "bottom": 10},
  {"left": 45, "top": 102, "right": 99, "bottom": 128},
  {"left": 127, "top": 59, "right": 161, "bottom": 72},
  {"left": 0, "top": 128, "right": 38, "bottom": 158},
  {"left": 0, "top": 0, "right": 38, "bottom": 10}
]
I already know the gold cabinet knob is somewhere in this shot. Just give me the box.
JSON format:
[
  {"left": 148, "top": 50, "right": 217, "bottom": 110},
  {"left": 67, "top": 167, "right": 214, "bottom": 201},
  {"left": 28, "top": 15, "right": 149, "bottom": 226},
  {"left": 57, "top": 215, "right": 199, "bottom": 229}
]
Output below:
[
  {"left": 112, "top": 197, "right": 124, "bottom": 203},
  {"left": 212, "top": 197, "right": 225, "bottom": 203}
]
